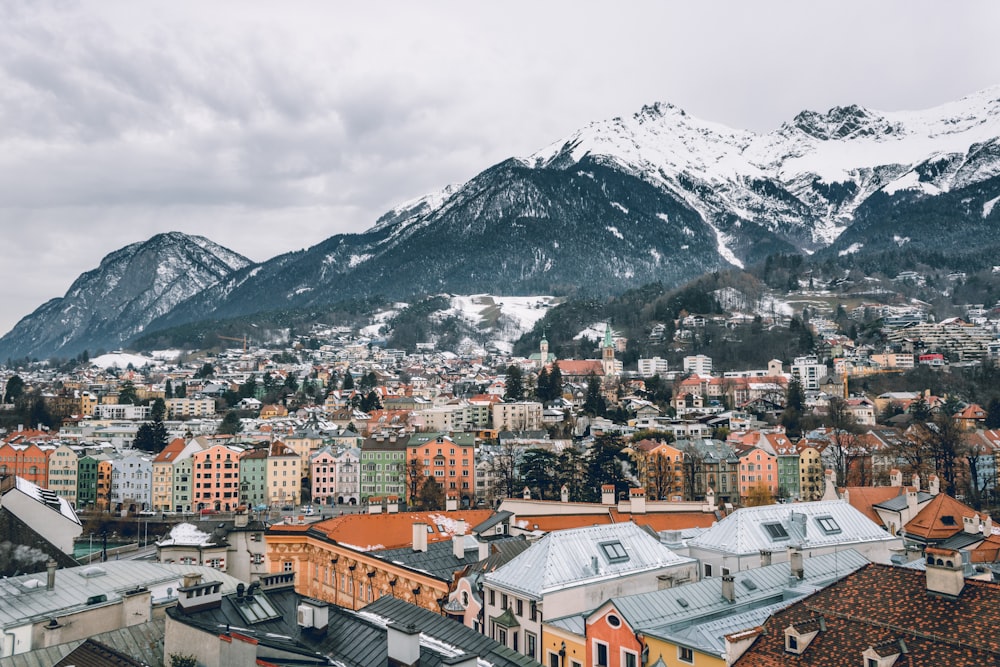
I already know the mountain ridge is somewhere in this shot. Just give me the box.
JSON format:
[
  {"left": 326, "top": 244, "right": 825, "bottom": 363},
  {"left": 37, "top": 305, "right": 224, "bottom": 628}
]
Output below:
[{"left": 3, "top": 87, "right": 1000, "bottom": 361}]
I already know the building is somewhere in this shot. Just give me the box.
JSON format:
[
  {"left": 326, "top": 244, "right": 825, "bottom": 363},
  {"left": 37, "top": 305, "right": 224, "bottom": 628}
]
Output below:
[
  {"left": 482, "top": 522, "right": 698, "bottom": 661},
  {"left": 0, "top": 442, "right": 49, "bottom": 488},
  {"left": 152, "top": 437, "right": 201, "bottom": 512},
  {"left": 0, "top": 476, "right": 82, "bottom": 555},
  {"left": 192, "top": 444, "right": 245, "bottom": 512},
  {"left": 576, "top": 549, "right": 869, "bottom": 667},
  {"left": 406, "top": 432, "right": 476, "bottom": 506},
  {"left": 163, "top": 572, "right": 539, "bottom": 667},
  {"left": 687, "top": 499, "right": 902, "bottom": 578},
  {"left": 266, "top": 440, "right": 302, "bottom": 508},
  {"left": 45, "top": 444, "right": 78, "bottom": 507},
  {"left": 790, "top": 355, "right": 827, "bottom": 391},
  {"left": 493, "top": 401, "right": 544, "bottom": 432},
  {"left": 637, "top": 357, "right": 669, "bottom": 377},
  {"left": 164, "top": 397, "right": 217, "bottom": 419},
  {"left": 238, "top": 446, "right": 268, "bottom": 509},
  {"left": 0, "top": 562, "right": 240, "bottom": 659},
  {"left": 736, "top": 446, "right": 779, "bottom": 500},
  {"left": 109, "top": 452, "right": 152, "bottom": 512},
  {"left": 734, "top": 551, "right": 1000, "bottom": 667},
  {"left": 156, "top": 512, "right": 268, "bottom": 582},
  {"left": 359, "top": 433, "right": 408, "bottom": 502},
  {"left": 683, "top": 355, "right": 713, "bottom": 376}
]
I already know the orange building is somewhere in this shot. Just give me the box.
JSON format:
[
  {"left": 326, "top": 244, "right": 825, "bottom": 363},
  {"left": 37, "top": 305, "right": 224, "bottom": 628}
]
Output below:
[
  {"left": 265, "top": 509, "right": 495, "bottom": 614},
  {"left": 630, "top": 439, "right": 685, "bottom": 500},
  {"left": 406, "top": 432, "right": 476, "bottom": 505},
  {"left": 96, "top": 459, "right": 114, "bottom": 511},
  {"left": 0, "top": 442, "right": 50, "bottom": 488},
  {"left": 192, "top": 444, "right": 245, "bottom": 511}
]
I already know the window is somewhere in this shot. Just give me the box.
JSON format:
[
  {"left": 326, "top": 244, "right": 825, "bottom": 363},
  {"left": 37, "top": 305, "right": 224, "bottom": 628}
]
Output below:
[
  {"left": 816, "top": 516, "right": 841, "bottom": 534},
  {"left": 606, "top": 614, "right": 621, "bottom": 628},
  {"left": 501, "top": 593, "right": 508, "bottom": 609},
  {"left": 704, "top": 563, "right": 712, "bottom": 577},
  {"left": 678, "top": 646, "right": 694, "bottom": 663},
  {"left": 489, "top": 589, "right": 495, "bottom": 606},
  {"left": 497, "top": 627, "right": 507, "bottom": 646},
  {"left": 763, "top": 522, "right": 789, "bottom": 540},
  {"left": 283, "top": 561, "right": 293, "bottom": 572},
  {"left": 599, "top": 540, "right": 629, "bottom": 563},
  {"left": 516, "top": 598, "right": 523, "bottom": 616},
  {"left": 622, "top": 650, "right": 638, "bottom": 667},
  {"left": 526, "top": 632, "right": 536, "bottom": 658},
  {"left": 594, "top": 641, "right": 609, "bottom": 667}
]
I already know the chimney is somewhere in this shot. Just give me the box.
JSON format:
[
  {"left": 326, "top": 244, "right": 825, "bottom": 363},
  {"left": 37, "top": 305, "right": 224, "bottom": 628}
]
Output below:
[
  {"left": 721, "top": 574, "right": 735, "bottom": 602},
  {"left": 984, "top": 513, "right": 993, "bottom": 535},
  {"left": 601, "top": 484, "right": 616, "bottom": 505},
  {"left": 790, "top": 512, "right": 807, "bottom": 538},
  {"left": 440, "top": 654, "right": 478, "bottom": 667},
  {"left": 928, "top": 475, "right": 940, "bottom": 496},
  {"left": 387, "top": 496, "right": 399, "bottom": 513},
  {"left": 477, "top": 539, "right": 489, "bottom": 561},
  {"left": 821, "top": 469, "right": 838, "bottom": 501},
  {"left": 560, "top": 485, "right": 569, "bottom": 503},
  {"left": 912, "top": 473, "right": 921, "bottom": 492},
  {"left": 630, "top": 488, "right": 646, "bottom": 514},
  {"left": 46, "top": 560, "right": 57, "bottom": 591},
  {"left": 705, "top": 487, "right": 716, "bottom": 511},
  {"left": 963, "top": 514, "right": 981, "bottom": 535},
  {"left": 452, "top": 520, "right": 467, "bottom": 560},
  {"left": 387, "top": 622, "right": 421, "bottom": 667},
  {"left": 925, "top": 547, "right": 965, "bottom": 598},
  {"left": 760, "top": 550, "right": 772, "bottom": 567},
  {"left": 412, "top": 522, "right": 428, "bottom": 553},
  {"left": 889, "top": 469, "right": 902, "bottom": 487},
  {"left": 522, "top": 486, "right": 531, "bottom": 500},
  {"left": 788, "top": 547, "right": 804, "bottom": 580},
  {"left": 906, "top": 489, "right": 918, "bottom": 516},
  {"left": 234, "top": 509, "right": 249, "bottom": 528}
]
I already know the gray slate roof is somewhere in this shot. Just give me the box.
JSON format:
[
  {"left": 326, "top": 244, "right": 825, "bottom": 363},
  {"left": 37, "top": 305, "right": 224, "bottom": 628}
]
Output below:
[
  {"left": 874, "top": 491, "right": 933, "bottom": 512},
  {"left": 484, "top": 522, "right": 696, "bottom": 600},
  {"left": 168, "top": 582, "right": 540, "bottom": 667},
  {"left": 373, "top": 535, "right": 526, "bottom": 581}
]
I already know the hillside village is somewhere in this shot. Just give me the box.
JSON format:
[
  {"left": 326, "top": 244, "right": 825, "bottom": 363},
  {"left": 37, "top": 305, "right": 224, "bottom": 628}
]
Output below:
[{"left": 0, "top": 302, "right": 1000, "bottom": 666}]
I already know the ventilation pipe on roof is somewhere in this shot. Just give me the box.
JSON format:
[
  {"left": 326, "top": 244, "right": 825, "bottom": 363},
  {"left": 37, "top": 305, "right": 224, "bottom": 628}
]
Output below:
[
  {"left": 788, "top": 547, "right": 804, "bottom": 580},
  {"left": 46, "top": 560, "right": 57, "bottom": 591},
  {"left": 387, "top": 622, "right": 421, "bottom": 667},
  {"left": 412, "top": 522, "right": 428, "bottom": 553},
  {"left": 721, "top": 574, "right": 736, "bottom": 602},
  {"left": 453, "top": 520, "right": 467, "bottom": 560}
]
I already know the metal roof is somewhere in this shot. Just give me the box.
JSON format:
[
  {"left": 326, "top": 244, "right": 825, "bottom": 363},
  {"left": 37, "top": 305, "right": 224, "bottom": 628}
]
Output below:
[
  {"left": 484, "top": 522, "right": 696, "bottom": 599},
  {"left": 874, "top": 491, "right": 933, "bottom": 512},
  {"left": 687, "top": 500, "right": 896, "bottom": 555},
  {"left": 0, "top": 619, "right": 164, "bottom": 667},
  {"left": 0, "top": 561, "right": 243, "bottom": 630},
  {"left": 606, "top": 548, "right": 869, "bottom": 632}
]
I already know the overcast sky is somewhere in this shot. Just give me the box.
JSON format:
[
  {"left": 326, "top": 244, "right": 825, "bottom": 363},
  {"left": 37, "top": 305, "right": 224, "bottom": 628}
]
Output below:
[{"left": 1, "top": 0, "right": 999, "bottom": 336}]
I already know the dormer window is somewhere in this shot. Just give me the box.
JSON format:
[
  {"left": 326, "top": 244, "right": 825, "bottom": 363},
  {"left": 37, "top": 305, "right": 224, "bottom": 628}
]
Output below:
[
  {"left": 600, "top": 540, "right": 629, "bottom": 563},
  {"left": 763, "top": 523, "right": 789, "bottom": 541},
  {"left": 816, "top": 516, "right": 841, "bottom": 535},
  {"left": 784, "top": 617, "right": 825, "bottom": 655}
]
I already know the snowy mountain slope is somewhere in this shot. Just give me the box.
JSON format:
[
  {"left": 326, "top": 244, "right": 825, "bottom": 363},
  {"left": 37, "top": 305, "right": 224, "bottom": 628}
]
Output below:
[
  {"left": 529, "top": 86, "right": 1000, "bottom": 252},
  {"left": 0, "top": 232, "right": 251, "bottom": 361}
]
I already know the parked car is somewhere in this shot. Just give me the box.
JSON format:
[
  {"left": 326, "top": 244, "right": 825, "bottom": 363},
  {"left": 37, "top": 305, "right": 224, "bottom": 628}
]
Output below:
[{"left": 199, "top": 508, "right": 216, "bottom": 516}]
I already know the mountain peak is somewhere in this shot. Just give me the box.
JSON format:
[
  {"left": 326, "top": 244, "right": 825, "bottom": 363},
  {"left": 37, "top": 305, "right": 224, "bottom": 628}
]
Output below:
[{"left": 789, "top": 104, "right": 902, "bottom": 141}]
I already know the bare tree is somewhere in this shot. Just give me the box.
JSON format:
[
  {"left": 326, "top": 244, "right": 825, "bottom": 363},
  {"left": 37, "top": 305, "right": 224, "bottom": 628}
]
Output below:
[
  {"left": 486, "top": 441, "right": 523, "bottom": 501},
  {"left": 909, "top": 412, "right": 967, "bottom": 497}
]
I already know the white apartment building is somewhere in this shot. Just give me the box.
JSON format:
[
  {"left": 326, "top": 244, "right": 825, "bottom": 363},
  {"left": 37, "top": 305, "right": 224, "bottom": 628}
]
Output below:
[
  {"left": 683, "top": 354, "right": 713, "bottom": 376},
  {"left": 492, "top": 401, "right": 543, "bottom": 432},
  {"left": 637, "top": 357, "right": 669, "bottom": 376},
  {"left": 790, "top": 355, "right": 828, "bottom": 391},
  {"left": 94, "top": 403, "right": 152, "bottom": 420},
  {"left": 165, "top": 398, "right": 217, "bottom": 419}
]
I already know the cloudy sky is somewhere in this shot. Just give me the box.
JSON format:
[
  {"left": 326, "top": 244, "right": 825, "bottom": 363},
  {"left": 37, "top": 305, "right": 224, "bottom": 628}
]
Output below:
[{"left": 1, "top": 0, "right": 998, "bottom": 336}]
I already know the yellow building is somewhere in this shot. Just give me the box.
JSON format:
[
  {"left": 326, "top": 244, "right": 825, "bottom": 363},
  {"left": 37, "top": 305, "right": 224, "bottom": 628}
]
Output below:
[
  {"left": 796, "top": 440, "right": 824, "bottom": 501},
  {"left": 541, "top": 620, "right": 586, "bottom": 667},
  {"left": 267, "top": 440, "right": 302, "bottom": 507},
  {"left": 46, "top": 444, "right": 79, "bottom": 507}
]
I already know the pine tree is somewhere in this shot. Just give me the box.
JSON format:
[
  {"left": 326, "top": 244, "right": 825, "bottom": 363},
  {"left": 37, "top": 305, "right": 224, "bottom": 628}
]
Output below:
[{"left": 504, "top": 365, "right": 524, "bottom": 401}]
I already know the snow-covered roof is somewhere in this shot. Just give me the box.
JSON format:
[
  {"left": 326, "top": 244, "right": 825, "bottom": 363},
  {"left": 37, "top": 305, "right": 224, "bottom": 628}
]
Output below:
[{"left": 12, "top": 476, "right": 81, "bottom": 525}]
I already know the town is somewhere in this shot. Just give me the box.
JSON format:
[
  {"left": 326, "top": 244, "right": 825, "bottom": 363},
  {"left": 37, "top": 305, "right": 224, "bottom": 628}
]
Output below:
[{"left": 0, "top": 299, "right": 998, "bottom": 667}]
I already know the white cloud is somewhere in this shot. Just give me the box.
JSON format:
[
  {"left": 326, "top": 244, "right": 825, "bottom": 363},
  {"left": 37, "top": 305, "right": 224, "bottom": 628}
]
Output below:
[{"left": 0, "top": 0, "right": 999, "bottom": 335}]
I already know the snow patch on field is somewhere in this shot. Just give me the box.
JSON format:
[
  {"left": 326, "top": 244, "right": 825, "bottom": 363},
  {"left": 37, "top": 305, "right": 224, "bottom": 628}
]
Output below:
[{"left": 839, "top": 242, "right": 864, "bottom": 256}]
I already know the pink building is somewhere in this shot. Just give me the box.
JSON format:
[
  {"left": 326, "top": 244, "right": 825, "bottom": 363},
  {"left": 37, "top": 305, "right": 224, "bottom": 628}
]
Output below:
[
  {"left": 192, "top": 444, "right": 245, "bottom": 511},
  {"left": 738, "top": 446, "right": 778, "bottom": 499}
]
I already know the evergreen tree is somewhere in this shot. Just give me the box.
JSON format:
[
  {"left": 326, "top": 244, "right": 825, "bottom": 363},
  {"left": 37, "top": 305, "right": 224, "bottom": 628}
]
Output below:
[
  {"left": 164, "top": 379, "right": 174, "bottom": 399},
  {"left": 176, "top": 383, "right": 187, "bottom": 398},
  {"left": 3, "top": 375, "right": 24, "bottom": 404},
  {"left": 195, "top": 363, "right": 215, "bottom": 379},
  {"left": 549, "top": 362, "right": 563, "bottom": 400},
  {"left": 360, "top": 390, "right": 382, "bottom": 412},
  {"left": 583, "top": 375, "right": 606, "bottom": 416},
  {"left": 986, "top": 398, "right": 1000, "bottom": 429},
  {"left": 284, "top": 373, "right": 299, "bottom": 393},
  {"left": 504, "top": 365, "right": 524, "bottom": 401},
  {"left": 586, "top": 435, "right": 632, "bottom": 500},
  {"left": 118, "top": 381, "right": 138, "bottom": 405},
  {"left": 150, "top": 398, "right": 166, "bottom": 422},
  {"left": 218, "top": 411, "right": 243, "bottom": 435},
  {"left": 417, "top": 476, "right": 444, "bottom": 510},
  {"left": 134, "top": 420, "right": 168, "bottom": 452},
  {"left": 342, "top": 371, "right": 355, "bottom": 390},
  {"left": 535, "top": 367, "right": 551, "bottom": 402}
]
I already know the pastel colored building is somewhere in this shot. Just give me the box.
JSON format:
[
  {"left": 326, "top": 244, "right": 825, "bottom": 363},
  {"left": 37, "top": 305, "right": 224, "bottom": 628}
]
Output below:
[{"left": 192, "top": 444, "right": 245, "bottom": 511}]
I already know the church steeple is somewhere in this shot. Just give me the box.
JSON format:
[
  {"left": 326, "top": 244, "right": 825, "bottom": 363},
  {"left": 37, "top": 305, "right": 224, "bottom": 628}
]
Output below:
[{"left": 602, "top": 323, "right": 616, "bottom": 376}]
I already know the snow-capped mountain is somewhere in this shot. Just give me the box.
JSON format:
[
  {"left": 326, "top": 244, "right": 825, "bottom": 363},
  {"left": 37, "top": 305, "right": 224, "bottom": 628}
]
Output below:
[
  {"left": 529, "top": 86, "right": 1000, "bottom": 258},
  {"left": 0, "top": 232, "right": 251, "bottom": 361},
  {"left": 6, "top": 88, "right": 1000, "bottom": 360}
]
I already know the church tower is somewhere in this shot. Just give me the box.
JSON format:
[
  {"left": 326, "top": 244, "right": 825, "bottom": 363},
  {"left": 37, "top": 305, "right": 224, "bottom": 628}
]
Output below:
[
  {"left": 602, "top": 323, "right": 616, "bottom": 376},
  {"left": 540, "top": 335, "right": 549, "bottom": 366}
]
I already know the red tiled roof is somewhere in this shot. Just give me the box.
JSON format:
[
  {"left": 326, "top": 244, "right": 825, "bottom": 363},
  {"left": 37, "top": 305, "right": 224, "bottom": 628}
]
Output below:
[
  {"left": 735, "top": 563, "right": 1000, "bottom": 667},
  {"left": 310, "top": 510, "right": 495, "bottom": 550},
  {"left": 844, "top": 486, "right": 914, "bottom": 526},
  {"left": 905, "top": 493, "right": 978, "bottom": 541}
]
